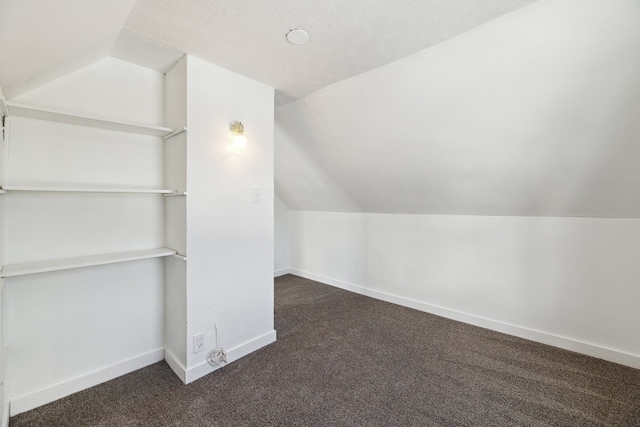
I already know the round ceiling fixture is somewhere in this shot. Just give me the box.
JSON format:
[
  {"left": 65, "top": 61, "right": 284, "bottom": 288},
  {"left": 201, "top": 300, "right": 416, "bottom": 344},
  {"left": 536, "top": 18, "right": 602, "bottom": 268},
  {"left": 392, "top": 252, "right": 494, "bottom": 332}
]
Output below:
[{"left": 286, "top": 29, "right": 309, "bottom": 45}]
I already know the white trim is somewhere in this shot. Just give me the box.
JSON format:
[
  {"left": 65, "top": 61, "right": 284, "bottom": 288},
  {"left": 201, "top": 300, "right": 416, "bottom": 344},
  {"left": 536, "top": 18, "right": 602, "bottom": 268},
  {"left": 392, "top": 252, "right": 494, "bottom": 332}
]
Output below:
[
  {"left": 164, "top": 348, "right": 187, "bottom": 384},
  {"left": 274, "top": 268, "right": 290, "bottom": 278},
  {"left": 9, "top": 348, "right": 164, "bottom": 416},
  {"left": 185, "top": 330, "right": 276, "bottom": 384},
  {"left": 289, "top": 269, "right": 640, "bottom": 370}
]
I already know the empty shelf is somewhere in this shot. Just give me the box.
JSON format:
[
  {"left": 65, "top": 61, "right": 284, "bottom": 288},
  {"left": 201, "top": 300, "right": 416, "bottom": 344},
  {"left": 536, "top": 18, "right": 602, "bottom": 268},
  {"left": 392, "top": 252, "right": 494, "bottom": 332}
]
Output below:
[
  {"left": 1, "top": 186, "right": 177, "bottom": 194},
  {"left": 6, "top": 102, "right": 174, "bottom": 137},
  {"left": 1, "top": 248, "right": 178, "bottom": 278}
]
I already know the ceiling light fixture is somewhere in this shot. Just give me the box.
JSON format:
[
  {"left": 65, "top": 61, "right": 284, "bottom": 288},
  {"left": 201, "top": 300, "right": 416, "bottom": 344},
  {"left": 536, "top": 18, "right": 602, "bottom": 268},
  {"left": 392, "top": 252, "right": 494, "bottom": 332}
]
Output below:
[{"left": 286, "top": 29, "right": 309, "bottom": 45}]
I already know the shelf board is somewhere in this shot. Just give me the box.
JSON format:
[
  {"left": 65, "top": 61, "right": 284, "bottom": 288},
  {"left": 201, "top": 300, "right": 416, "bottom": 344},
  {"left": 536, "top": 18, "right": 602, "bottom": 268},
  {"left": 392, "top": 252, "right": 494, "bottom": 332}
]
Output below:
[
  {"left": 6, "top": 102, "right": 174, "bottom": 137},
  {"left": 1, "top": 185, "right": 177, "bottom": 194},
  {"left": 1, "top": 248, "right": 177, "bottom": 278}
]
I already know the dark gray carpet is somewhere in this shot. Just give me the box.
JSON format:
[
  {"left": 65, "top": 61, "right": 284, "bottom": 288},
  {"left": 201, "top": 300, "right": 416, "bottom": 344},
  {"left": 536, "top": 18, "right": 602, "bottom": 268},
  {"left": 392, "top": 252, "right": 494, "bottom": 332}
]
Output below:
[{"left": 11, "top": 274, "right": 640, "bottom": 426}]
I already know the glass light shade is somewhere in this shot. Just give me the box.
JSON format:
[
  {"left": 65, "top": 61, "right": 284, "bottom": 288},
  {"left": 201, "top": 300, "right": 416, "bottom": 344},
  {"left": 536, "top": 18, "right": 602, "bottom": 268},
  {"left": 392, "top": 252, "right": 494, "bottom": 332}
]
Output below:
[{"left": 233, "top": 134, "right": 247, "bottom": 148}]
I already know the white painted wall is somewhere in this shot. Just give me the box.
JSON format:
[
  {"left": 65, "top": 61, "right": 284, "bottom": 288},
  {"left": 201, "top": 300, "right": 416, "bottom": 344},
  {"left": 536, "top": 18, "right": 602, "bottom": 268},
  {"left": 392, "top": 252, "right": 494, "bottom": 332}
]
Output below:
[
  {"left": 0, "top": 83, "right": 7, "bottom": 427},
  {"left": 275, "top": 0, "right": 640, "bottom": 218},
  {"left": 277, "top": 0, "right": 640, "bottom": 369},
  {"left": 0, "top": 207, "right": 6, "bottom": 426},
  {"left": 289, "top": 211, "right": 640, "bottom": 368},
  {"left": 161, "top": 56, "right": 276, "bottom": 383},
  {"left": 185, "top": 55, "right": 275, "bottom": 376},
  {"left": 274, "top": 195, "right": 289, "bottom": 276},
  {"left": 7, "top": 262, "right": 164, "bottom": 413},
  {"left": 5, "top": 58, "right": 166, "bottom": 414}
]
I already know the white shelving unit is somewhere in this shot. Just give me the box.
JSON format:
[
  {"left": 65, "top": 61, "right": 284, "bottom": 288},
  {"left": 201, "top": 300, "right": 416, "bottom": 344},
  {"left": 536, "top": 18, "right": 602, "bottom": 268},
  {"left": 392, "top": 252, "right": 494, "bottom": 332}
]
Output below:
[
  {"left": 0, "top": 248, "right": 177, "bottom": 278},
  {"left": 0, "top": 100, "right": 186, "bottom": 277}
]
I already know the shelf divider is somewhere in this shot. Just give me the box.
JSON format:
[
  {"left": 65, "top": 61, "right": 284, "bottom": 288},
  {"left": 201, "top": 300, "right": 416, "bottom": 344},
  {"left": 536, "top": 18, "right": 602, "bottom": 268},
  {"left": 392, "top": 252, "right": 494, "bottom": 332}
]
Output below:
[
  {"left": 6, "top": 102, "right": 174, "bottom": 137},
  {"left": 1, "top": 248, "right": 178, "bottom": 278}
]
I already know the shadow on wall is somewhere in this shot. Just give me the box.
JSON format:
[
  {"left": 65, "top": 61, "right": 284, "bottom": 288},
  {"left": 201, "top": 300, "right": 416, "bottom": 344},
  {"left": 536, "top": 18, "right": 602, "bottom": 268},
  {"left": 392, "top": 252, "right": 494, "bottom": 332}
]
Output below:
[{"left": 274, "top": 110, "right": 361, "bottom": 212}]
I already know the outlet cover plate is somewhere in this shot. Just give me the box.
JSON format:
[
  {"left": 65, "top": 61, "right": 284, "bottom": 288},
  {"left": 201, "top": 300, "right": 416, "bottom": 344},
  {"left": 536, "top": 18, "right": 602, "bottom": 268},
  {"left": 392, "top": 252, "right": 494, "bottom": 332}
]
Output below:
[{"left": 193, "top": 333, "right": 205, "bottom": 354}]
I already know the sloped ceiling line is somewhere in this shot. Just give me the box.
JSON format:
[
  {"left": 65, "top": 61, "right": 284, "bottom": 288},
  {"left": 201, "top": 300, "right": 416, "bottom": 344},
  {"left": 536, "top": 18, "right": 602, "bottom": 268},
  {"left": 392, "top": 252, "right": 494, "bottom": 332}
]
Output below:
[{"left": 274, "top": 0, "right": 640, "bottom": 218}]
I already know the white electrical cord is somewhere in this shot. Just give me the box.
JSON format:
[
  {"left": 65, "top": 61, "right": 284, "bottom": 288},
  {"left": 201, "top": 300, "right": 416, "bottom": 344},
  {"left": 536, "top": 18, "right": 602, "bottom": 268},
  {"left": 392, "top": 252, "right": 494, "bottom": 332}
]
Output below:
[{"left": 207, "top": 324, "right": 227, "bottom": 366}]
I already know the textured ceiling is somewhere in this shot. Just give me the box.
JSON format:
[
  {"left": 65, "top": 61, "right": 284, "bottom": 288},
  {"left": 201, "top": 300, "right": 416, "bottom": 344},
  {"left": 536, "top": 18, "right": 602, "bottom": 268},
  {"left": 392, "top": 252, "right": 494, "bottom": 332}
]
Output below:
[
  {"left": 0, "top": 0, "right": 539, "bottom": 103},
  {"left": 114, "top": 0, "right": 539, "bottom": 105}
]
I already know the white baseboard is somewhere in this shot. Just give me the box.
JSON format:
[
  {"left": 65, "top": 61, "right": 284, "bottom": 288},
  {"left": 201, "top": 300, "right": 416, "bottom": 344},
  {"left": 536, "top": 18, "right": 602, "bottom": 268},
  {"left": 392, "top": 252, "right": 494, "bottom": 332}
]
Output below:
[
  {"left": 184, "top": 329, "right": 277, "bottom": 384},
  {"left": 10, "top": 348, "right": 164, "bottom": 416},
  {"left": 164, "top": 348, "right": 187, "bottom": 384},
  {"left": 274, "top": 268, "right": 291, "bottom": 278},
  {"left": 10, "top": 331, "right": 278, "bottom": 416},
  {"left": 289, "top": 268, "right": 640, "bottom": 370}
]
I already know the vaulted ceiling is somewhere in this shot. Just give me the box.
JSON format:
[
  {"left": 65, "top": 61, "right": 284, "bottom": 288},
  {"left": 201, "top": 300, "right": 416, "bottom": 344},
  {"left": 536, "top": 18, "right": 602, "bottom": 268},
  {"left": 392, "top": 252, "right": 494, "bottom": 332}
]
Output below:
[
  {"left": 0, "top": 0, "right": 538, "bottom": 103},
  {"left": 275, "top": 0, "right": 640, "bottom": 217},
  {"left": 2, "top": 0, "right": 639, "bottom": 219}
]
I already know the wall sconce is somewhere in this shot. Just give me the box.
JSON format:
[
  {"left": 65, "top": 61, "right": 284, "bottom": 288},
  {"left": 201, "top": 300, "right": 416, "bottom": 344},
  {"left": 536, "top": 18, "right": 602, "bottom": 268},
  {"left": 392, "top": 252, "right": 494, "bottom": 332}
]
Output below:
[{"left": 230, "top": 121, "right": 247, "bottom": 148}]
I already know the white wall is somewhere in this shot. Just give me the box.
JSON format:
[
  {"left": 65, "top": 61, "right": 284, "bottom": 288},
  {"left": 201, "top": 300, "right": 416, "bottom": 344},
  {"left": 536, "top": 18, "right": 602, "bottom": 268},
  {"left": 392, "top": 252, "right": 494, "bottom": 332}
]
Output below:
[
  {"left": 0, "top": 83, "right": 7, "bottom": 427},
  {"left": 181, "top": 56, "right": 275, "bottom": 381},
  {"left": 276, "top": 0, "right": 640, "bottom": 369},
  {"left": 275, "top": 0, "right": 640, "bottom": 218},
  {"left": 0, "top": 198, "right": 6, "bottom": 426},
  {"left": 5, "top": 58, "right": 166, "bottom": 414},
  {"left": 274, "top": 195, "right": 289, "bottom": 276},
  {"left": 289, "top": 211, "right": 640, "bottom": 368}
]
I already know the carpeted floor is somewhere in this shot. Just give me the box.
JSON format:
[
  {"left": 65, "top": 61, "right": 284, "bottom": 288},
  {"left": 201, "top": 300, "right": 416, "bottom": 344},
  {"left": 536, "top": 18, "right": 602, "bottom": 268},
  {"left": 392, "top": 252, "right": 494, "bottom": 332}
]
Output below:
[{"left": 11, "top": 274, "right": 640, "bottom": 426}]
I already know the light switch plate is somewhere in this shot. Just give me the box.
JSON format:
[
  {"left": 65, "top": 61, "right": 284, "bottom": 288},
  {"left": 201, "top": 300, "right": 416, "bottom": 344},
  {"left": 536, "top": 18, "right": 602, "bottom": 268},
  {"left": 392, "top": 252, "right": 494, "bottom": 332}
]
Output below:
[{"left": 252, "top": 187, "right": 261, "bottom": 203}]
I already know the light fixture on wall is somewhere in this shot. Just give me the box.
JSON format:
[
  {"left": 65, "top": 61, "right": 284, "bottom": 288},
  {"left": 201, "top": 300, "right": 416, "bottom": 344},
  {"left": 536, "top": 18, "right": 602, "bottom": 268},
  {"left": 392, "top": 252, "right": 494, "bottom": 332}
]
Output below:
[{"left": 230, "top": 121, "right": 247, "bottom": 148}]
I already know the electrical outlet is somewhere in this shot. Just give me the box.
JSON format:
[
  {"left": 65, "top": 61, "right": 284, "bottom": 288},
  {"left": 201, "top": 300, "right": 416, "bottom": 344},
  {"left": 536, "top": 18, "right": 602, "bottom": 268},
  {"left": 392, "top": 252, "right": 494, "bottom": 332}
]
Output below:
[{"left": 193, "top": 333, "right": 205, "bottom": 354}]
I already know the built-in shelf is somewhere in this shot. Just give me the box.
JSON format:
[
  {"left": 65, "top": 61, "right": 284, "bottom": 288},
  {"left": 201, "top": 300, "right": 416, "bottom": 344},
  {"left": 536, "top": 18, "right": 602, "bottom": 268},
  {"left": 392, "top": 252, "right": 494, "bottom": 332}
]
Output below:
[
  {"left": 5, "top": 101, "right": 175, "bottom": 137},
  {"left": 0, "top": 186, "right": 178, "bottom": 194},
  {"left": 1, "top": 248, "right": 178, "bottom": 278}
]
